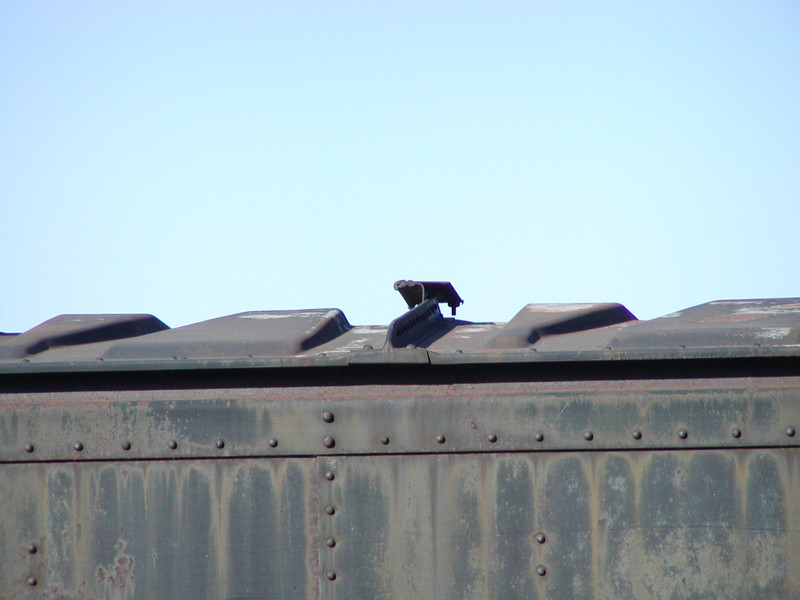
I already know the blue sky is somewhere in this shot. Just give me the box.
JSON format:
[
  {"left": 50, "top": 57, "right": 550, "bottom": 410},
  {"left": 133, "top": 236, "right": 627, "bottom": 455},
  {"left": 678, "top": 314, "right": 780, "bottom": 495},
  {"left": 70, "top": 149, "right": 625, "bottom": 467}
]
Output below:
[{"left": 2, "top": 2, "right": 799, "bottom": 333}]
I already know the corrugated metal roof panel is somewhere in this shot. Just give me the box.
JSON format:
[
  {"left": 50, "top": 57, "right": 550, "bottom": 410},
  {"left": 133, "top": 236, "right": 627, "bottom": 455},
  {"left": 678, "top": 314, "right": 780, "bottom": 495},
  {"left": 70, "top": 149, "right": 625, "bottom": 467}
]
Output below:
[{"left": 1, "top": 286, "right": 799, "bottom": 373}]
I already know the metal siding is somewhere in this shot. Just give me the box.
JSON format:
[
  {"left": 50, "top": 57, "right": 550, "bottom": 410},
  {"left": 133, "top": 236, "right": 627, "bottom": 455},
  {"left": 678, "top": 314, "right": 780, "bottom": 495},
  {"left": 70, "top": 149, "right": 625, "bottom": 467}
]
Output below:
[
  {"left": 1, "top": 375, "right": 798, "bottom": 599},
  {"left": 0, "top": 458, "right": 317, "bottom": 600},
  {"left": 2, "top": 378, "right": 799, "bottom": 462},
  {"left": 318, "top": 450, "right": 799, "bottom": 600}
]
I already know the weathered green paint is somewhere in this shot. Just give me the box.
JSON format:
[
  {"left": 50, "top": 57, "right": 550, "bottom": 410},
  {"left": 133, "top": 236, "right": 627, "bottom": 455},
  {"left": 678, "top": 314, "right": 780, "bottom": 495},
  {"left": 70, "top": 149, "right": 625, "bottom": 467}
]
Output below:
[
  {"left": 319, "top": 450, "right": 799, "bottom": 600},
  {"left": 0, "top": 459, "right": 316, "bottom": 600},
  {"left": 1, "top": 378, "right": 799, "bottom": 462},
  {"left": 1, "top": 373, "right": 799, "bottom": 599}
]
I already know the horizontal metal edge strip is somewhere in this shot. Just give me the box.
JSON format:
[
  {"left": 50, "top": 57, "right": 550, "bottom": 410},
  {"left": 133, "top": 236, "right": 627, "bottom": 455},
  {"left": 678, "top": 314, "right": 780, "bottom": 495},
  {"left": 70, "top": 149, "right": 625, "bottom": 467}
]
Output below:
[
  {"left": 1, "top": 345, "right": 799, "bottom": 374},
  {"left": 1, "top": 378, "right": 798, "bottom": 462}
]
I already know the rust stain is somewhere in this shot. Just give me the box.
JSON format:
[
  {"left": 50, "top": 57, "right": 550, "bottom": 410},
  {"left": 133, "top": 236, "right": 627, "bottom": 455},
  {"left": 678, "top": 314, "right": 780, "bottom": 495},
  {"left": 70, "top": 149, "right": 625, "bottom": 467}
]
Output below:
[{"left": 94, "top": 540, "right": 135, "bottom": 600}]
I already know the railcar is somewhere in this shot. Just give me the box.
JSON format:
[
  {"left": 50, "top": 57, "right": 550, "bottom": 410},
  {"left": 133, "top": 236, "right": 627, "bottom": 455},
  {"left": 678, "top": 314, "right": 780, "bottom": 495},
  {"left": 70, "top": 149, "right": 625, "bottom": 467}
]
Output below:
[{"left": 1, "top": 281, "right": 798, "bottom": 599}]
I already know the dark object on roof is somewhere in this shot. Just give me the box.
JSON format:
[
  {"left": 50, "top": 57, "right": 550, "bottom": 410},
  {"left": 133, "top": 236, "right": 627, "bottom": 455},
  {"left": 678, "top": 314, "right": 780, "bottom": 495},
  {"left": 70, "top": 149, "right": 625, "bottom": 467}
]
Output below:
[{"left": 394, "top": 280, "right": 464, "bottom": 315}]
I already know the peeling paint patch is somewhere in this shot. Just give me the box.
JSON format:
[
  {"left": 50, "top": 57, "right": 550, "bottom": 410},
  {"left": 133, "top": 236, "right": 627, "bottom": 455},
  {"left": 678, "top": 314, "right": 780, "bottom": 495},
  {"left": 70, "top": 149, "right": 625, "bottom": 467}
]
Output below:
[
  {"left": 452, "top": 326, "right": 498, "bottom": 334},
  {"left": 328, "top": 338, "right": 373, "bottom": 351},
  {"left": 239, "top": 311, "right": 334, "bottom": 320},
  {"left": 349, "top": 327, "right": 390, "bottom": 334},
  {"left": 524, "top": 303, "right": 604, "bottom": 312},
  {"left": 731, "top": 302, "right": 800, "bottom": 315},
  {"left": 95, "top": 539, "right": 135, "bottom": 600},
  {"left": 755, "top": 327, "right": 794, "bottom": 340}
]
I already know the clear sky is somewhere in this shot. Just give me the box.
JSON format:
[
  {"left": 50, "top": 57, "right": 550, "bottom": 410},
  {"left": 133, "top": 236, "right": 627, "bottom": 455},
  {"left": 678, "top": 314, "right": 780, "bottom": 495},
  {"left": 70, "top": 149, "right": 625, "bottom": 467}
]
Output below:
[{"left": 2, "top": 2, "right": 799, "bottom": 333}]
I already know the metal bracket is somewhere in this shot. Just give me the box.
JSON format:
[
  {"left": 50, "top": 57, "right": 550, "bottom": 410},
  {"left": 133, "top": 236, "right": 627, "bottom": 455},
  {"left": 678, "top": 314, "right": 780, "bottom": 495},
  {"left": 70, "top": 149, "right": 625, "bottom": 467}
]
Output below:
[{"left": 393, "top": 280, "right": 463, "bottom": 316}]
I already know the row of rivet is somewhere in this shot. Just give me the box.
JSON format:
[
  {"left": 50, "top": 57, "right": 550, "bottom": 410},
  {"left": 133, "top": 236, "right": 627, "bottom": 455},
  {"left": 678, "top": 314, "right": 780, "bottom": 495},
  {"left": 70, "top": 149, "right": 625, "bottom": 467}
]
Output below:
[
  {"left": 322, "top": 409, "right": 339, "bottom": 582},
  {"left": 319, "top": 405, "right": 797, "bottom": 449},
  {"left": 325, "top": 464, "right": 338, "bottom": 583},
  {"left": 535, "top": 532, "right": 548, "bottom": 578},
  {"left": 14, "top": 423, "right": 799, "bottom": 456},
  {"left": 567, "top": 426, "right": 797, "bottom": 442},
  {"left": 421, "top": 425, "right": 798, "bottom": 446},
  {"left": 25, "top": 543, "right": 37, "bottom": 587},
  {"left": 19, "top": 436, "right": 282, "bottom": 454}
]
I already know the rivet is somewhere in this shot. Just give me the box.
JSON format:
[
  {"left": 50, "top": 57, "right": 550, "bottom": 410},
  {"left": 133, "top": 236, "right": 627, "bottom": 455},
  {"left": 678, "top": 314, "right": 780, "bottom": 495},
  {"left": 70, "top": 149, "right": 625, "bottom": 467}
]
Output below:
[
  {"left": 168, "top": 440, "right": 178, "bottom": 450},
  {"left": 325, "top": 471, "right": 335, "bottom": 481},
  {"left": 268, "top": 437, "right": 278, "bottom": 448},
  {"left": 215, "top": 439, "right": 225, "bottom": 449},
  {"left": 536, "top": 565, "right": 547, "bottom": 577},
  {"left": 787, "top": 426, "right": 796, "bottom": 437},
  {"left": 583, "top": 431, "right": 594, "bottom": 441},
  {"left": 27, "top": 576, "right": 37, "bottom": 586},
  {"left": 322, "top": 410, "right": 335, "bottom": 423},
  {"left": 380, "top": 436, "right": 390, "bottom": 445},
  {"left": 732, "top": 428, "right": 742, "bottom": 438},
  {"left": 325, "top": 537, "right": 336, "bottom": 548},
  {"left": 24, "top": 443, "right": 34, "bottom": 453},
  {"left": 678, "top": 429, "right": 688, "bottom": 440},
  {"left": 535, "top": 533, "right": 546, "bottom": 544},
  {"left": 325, "top": 505, "right": 336, "bottom": 515},
  {"left": 534, "top": 432, "right": 544, "bottom": 442},
  {"left": 73, "top": 442, "right": 83, "bottom": 452},
  {"left": 436, "top": 434, "right": 446, "bottom": 444},
  {"left": 632, "top": 430, "right": 642, "bottom": 440},
  {"left": 27, "top": 543, "right": 37, "bottom": 554},
  {"left": 121, "top": 441, "right": 131, "bottom": 451},
  {"left": 488, "top": 433, "right": 497, "bottom": 443},
  {"left": 323, "top": 436, "right": 336, "bottom": 449},
  {"left": 325, "top": 570, "right": 337, "bottom": 581}
]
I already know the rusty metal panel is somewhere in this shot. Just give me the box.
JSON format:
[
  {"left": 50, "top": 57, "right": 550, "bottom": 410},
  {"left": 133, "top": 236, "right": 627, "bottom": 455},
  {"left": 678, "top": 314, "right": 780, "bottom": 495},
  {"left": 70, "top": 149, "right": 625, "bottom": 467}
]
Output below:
[
  {"left": 2, "top": 377, "right": 798, "bottom": 462},
  {"left": 0, "top": 458, "right": 318, "bottom": 600},
  {"left": 0, "top": 375, "right": 798, "bottom": 599},
  {"left": 318, "top": 449, "right": 800, "bottom": 600}
]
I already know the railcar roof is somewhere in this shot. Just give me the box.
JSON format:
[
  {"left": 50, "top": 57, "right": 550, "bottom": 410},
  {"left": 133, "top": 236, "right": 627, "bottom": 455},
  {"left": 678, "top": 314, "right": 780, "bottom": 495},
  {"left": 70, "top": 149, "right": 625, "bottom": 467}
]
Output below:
[{"left": 1, "top": 282, "right": 799, "bottom": 373}]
